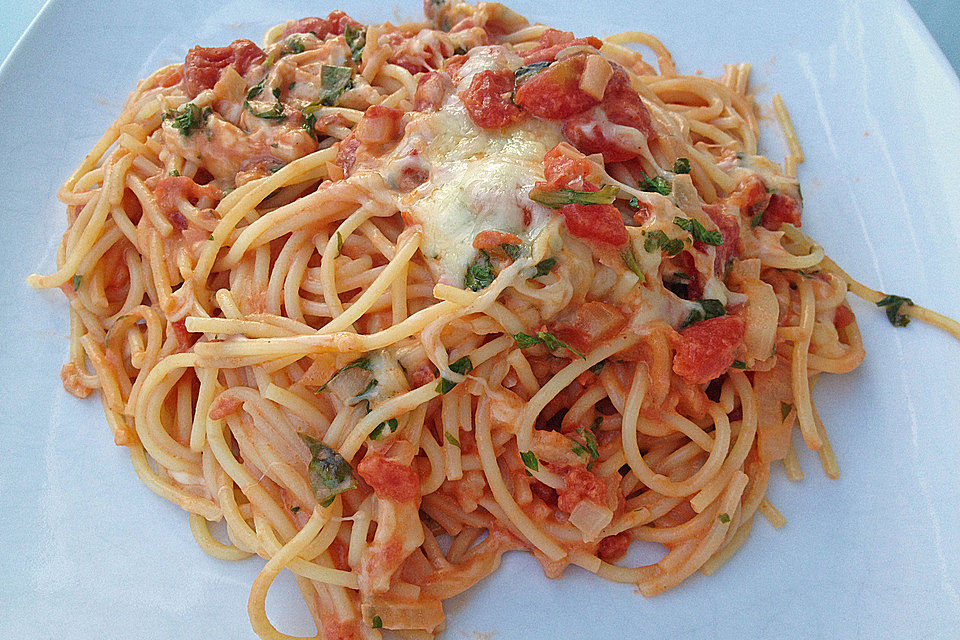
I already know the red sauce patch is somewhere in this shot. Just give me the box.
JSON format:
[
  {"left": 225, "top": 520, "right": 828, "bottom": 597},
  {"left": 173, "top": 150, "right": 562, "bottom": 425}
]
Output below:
[
  {"left": 357, "top": 454, "right": 420, "bottom": 502},
  {"left": 557, "top": 465, "right": 607, "bottom": 513},
  {"left": 833, "top": 304, "right": 855, "bottom": 329},
  {"left": 597, "top": 532, "right": 631, "bottom": 563}
]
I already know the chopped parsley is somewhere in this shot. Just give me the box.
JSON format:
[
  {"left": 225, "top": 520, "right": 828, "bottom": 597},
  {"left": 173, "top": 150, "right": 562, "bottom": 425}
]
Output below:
[
  {"left": 248, "top": 87, "right": 286, "bottom": 120},
  {"left": 531, "top": 258, "right": 557, "bottom": 278},
  {"left": 465, "top": 251, "right": 494, "bottom": 291},
  {"left": 246, "top": 77, "right": 266, "bottom": 101},
  {"left": 371, "top": 615, "right": 383, "bottom": 629},
  {"left": 290, "top": 506, "right": 301, "bottom": 514},
  {"left": 164, "top": 102, "right": 212, "bottom": 136},
  {"left": 347, "top": 379, "right": 379, "bottom": 407},
  {"left": 620, "top": 246, "right": 645, "bottom": 280},
  {"left": 520, "top": 450, "right": 539, "bottom": 472},
  {"left": 168, "top": 169, "right": 180, "bottom": 177},
  {"left": 318, "top": 65, "right": 354, "bottom": 106},
  {"left": 71, "top": 274, "right": 81, "bottom": 291},
  {"left": 750, "top": 208, "right": 764, "bottom": 227},
  {"left": 501, "top": 242, "right": 522, "bottom": 260},
  {"left": 643, "top": 230, "right": 683, "bottom": 256},
  {"left": 299, "top": 433, "right": 355, "bottom": 507},
  {"left": 571, "top": 427, "right": 599, "bottom": 463},
  {"left": 315, "top": 357, "right": 372, "bottom": 392},
  {"left": 436, "top": 356, "right": 473, "bottom": 394},
  {"left": 673, "top": 157, "right": 691, "bottom": 174},
  {"left": 588, "top": 359, "right": 607, "bottom": 375},
  {"left": 718, "top": 512, "right": 731, "bottom": 524},
  {"left": 512, "top": 331, "right": 585, "bottom": 359},
  {"left": 638, "top": 170, "right": 671, "bottom": 196},
  {"left": 344, "top": 25, "right": 366, "bottom": 62},
  {"left": 781, "top": 402, "right": 793, "bottom": 420},
  {"left": 335, "top": 231, "right": 343, "bottom": 254},
  {"left": 514, "top": 61, "right": 551, "bottom": 83},
  {"left": 731, "top": 360, "right": 747, "bottom": 369},
  {"left": 876, "top": 294, "right": 913, "bottom": 327},
  {"left": 681, "top": 299, "right": 727, "bottom": 329},
  {"left": 529, "top": 184, "right": 619, "bottom": 208},
  {"left": 673, "top": 216, "right": 724, "bottom": 245},
  {"left": 285, "top": 35, "right": 305, "bottom": 54},
  {"left": 370, "top": 417, "right": 398, "bottom": 440},
  {"left": 445, "top": 432, "right": 461, "bottom": 448},
  {"left": 302, "top": 111, "right": 318, "bottom": 141}
]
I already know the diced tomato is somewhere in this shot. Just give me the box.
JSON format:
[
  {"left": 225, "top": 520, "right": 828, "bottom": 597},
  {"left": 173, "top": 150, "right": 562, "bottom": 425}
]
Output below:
[
  {"left": 560, "top": 202, "right": 628, "bottom": 247},
  {"left": 514, "top": 54, "right": 598, "bottom": 120},
  {"left": 726, "top": 175, "right": 770, "bottom": 222},
  {"left": 182, "top": 39, "right": 265, "bottom": 98},
  {"left": 414, "top": 70, "right": 453, "bottom": 111},
  {"left": 521, "top": 28, "right": 603, "bottom": 64},
  {"left": 281, "top": 10, "right": 361, "bottom": 39},
  {"left": 335, "top": 136, "right": 361, "bottom": 175},
  {"left": 561, "top": 70, "right": 655, "bottom": 162},
  {"left": 702, "top": 204, "right": 741, "bottom": 274},
  {"left": 551, "top": 301, "right": 627, "bottom": 353},
  {"left": 672, "top": 316, "right": 745, "bottom": 385},
  {"left": 557, "top": 465, "right": 607, "bottom": 513},
  {"left": 354, "top": 105, "right": 405, "bottom": 143},
  {"left": 472, "top": 230, "right": 522, "bottom": 251},
  {"left": 761, "top": 193, "right": 803, "bottom": 230},
  {"left": 443, "top": 54, "right": 470, "bottom": 80},
  {"left": 460, "top": 69, "right": 525, "bottom": 129},
  {"left": 833, "top": 304, "right": 855, "bottom": 329},
  {"left": 208, "top": 394, "right": 243, "bottom": 420},
  {"left": 597, "top": 533, "right": 631, "bottom": 563},
  {"left": 357, "top": 454, "right": 420, "bottom": 502},
  {"left": 541, "top": 143, "right": 598, "bottom": 190}
]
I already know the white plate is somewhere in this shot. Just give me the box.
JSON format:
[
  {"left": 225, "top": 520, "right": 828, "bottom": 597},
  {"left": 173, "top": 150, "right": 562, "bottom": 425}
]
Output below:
[{"left": 2, "top": 1, "right": 959, "bottom": 638}]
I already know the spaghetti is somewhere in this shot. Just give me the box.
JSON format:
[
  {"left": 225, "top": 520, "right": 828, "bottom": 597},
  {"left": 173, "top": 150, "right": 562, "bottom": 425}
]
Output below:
[{"left": 28, "top": 2, "right": 960, "bottom": 638}]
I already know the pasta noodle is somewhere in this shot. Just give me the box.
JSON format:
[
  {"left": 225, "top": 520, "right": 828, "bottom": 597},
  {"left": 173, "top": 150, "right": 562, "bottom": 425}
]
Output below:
[{"left": 29, "top": 2, "right": 960, "bottom": 638}]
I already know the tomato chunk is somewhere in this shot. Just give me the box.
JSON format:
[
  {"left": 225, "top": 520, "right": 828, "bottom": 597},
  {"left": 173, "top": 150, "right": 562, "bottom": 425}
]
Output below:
[
  {"left": 182, "top": 39, "right": 265, "bottom": 98},
  {"left": 561, "top": 71, "right": 654, "bottom": 162},
  {"left": 557, "top": 465, "right": 607, "bottom": 513},
  {"left": 559, "top": 198, "right": 628, "bottom": 248},
  {"left": 514, "top": 54, "right": 598, "bottom": 120},
  {"left": 597, "top": 533, "right": 631, "bottom": 563},
  {"left": 521, "top": 28, "right": 603, "bottom": 64},
  {"left": 761, "top": 193, "right": 803, "bottom": 230},
  {"left": 357, "top": 454, "right": 420, "bottom": 502},
  {"left": 726, "top": 175, "right": 770, "bottom": 222},
  {"left": 551, "top": 301, "right": 626, "bottom": 353},
  {"left": 672, "top": 316, "right": 745, "bottom": 384},
  {"left": 282, "top": 10, "right": 361, "bottom": 38},
  {"left": 702, "top": 204, "right": 741, "bottom": 274},
  {"left": 541, "top": 143, "right": 598, "bottom": 190},
  {"left": 460, "top": 69, "right": 525, "bottom": 129}
]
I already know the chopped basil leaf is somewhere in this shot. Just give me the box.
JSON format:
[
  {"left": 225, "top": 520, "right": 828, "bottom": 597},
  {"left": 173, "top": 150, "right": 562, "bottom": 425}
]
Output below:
[
  {"left": 628, "top": 195, "right": 639, "bottom": 209},
  {"left": 520, "top": 450, "right": 539, "bottom": 471},
  {"left": 588, "top": 359, "right": 606, "bottom": 375},
  {"left": 638, "top": 170, "right": 671, "bottom": 196},
  {"left": 436, "top": 356, "right": 473, "bottom": 394},
  {"left": 514, "top": 61, "right": 551, "bottom": 83},
  {"left": 370, "top": 417, "right": 398, "bottom": 440},
  {"left": 781, "top": 402, "right": 793, "bottom": 420},
  {"left": 571, "top": 427, "right": 599, "bottom": 461},
  {"left": 530, "top": 184, "right": 619, "bottom": 208},
  {"left": 248, "top": 87, "right": 286, "bottom": 120},
  {"left": 169, "top": 169, "right": 180, "bottom": 177},
  {"left": 643, "top": 229, "right": 684, "bottom": 256},
  {"left": 512, "top": 331, "right": 585, "bottom": 359},
  {"left": 318, "top": 65, "right": 354, "bottom": 106},
  {"left": 344, "top": 25, "right": 366, "bottom": 62},
  {"left": 501, "top": 242, "right": 522, "bottom": 260},
  {"left": 299, "top": 433, "right": 355, "bottom": 506},
  {"left": 718, "top": 512, "right": 731, "bottom": 524},
  {"left": 532, "top": 258, "right": 557, "bottom": 278},
  {"left": 285, "top": 35, "right": 305, "bottom": 54},
  {"left": 164, "top": 102, "right": 211, "bottom": 136},
  {"left": 348, "top": 379, "right": 379, "bottom": 406},
  {"left": 750, "top": 209, "right": 764, "bottom": 227},
  {"left": 302, "top": 110, "right": 318, "bottom": 141},
  {"left": 71, "top": 274, "right": 81, "bottom": 290},
  {"left": 589, "top": 415, "right": 603, "bottom": 432},
  {"left": 681, "top": 298, "right": 727, "bottom": 329},
  {"left": 453, "top": 45, "right": 468, "bottom": 55},
  {"left": 465, "top": 250, "right": 494, "bottom": 291},
  {"left": 208, "top": 234, "right": 214, "bottom": 240},
  {"left": 620, "top": 247, "right": 645, "bottom": 280},
  {"left": 731, "top": 359, "right": 747, "bottom": 369},
  {"left": 316, "top": 357, "right": 372, "bottom": 392},
  {"left": 876, "top": 294, "right": 913, "bottom": 327},
  {"left": 673, "top": 216, "right": 724, "bottom": 245},
  {"left": 290, "top": 506, "right": 300, "bottom": 514},
  {"left": 246, "top": 77, "right": 266, "bottom": 101},
  {"left": 673, "top": 157, "right": 691, "bottom": 174},
  {"left": 445, "top": 432, "right": 461, "bottom": 448},
  {"left": 336, "top": 231, "right": 343, "bottom": 254},
  {"left": 371, "top": 615, "right": 383, "bottom": 629}
]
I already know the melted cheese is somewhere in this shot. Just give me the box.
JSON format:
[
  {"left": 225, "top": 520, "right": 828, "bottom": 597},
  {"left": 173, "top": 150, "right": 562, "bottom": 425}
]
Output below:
[{"left": 390, "top": 46, "right": 564, "bottom": 286}]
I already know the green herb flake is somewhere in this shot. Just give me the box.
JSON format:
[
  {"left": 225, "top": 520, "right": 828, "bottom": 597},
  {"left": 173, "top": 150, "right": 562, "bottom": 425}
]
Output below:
[
  {"left": 344, "top": 24, "right": 366, "bottom": 62},
  {"left": 336, "top": 231, "right": 344, "bottom": 254},
  {"left": 681, "top": 299, "right": 727, "bottom": 329},
  {"left": 71, "top": 274, "right": 81, "bottom": 290},
  {"left": 246, "top": 86, "right": 286, "bottom": 121},
  {"left": 445, "top": 432, "right": 461, "bottom": 449},
  {"left": 673, "top": 157, "right": 691, "bottom": 174},
  {"left": 370, "top": 417, "right": 398, "bottom": 441},
  {"left": 208, "top": 234, "right": 215, "bottom": 241},
  {"left": 620, "top": 247, "right": 645, "bottom": 280},
  {"left": 302, "top": 110, "right": 318, "bottom": 141},
  {"left": 751, "top": 209, "right": 764, "bottom": 227},
  {"left": 501, "top": 242, "right": 522, "bottom": 260},
  {"left": 348, "top": 379, "right": 379, "bottom": 407},
  {"left": 530, "top": 184, "right": 619, "bottom": 209},
  {"left": 168, "top": 169, "right": 180, "bottom": 177},
  {"left": 628, "top": 195, "right": 639, "bottom": 209},
  {"left": 371, "top": 615, "right": 383, "bottom": 629},
  {"left": 719, "top": 512, "right": 731, "bottom": 524},
  {"left": 643, "top": 229, "right": 683, "bottom": 256},
  {"left": 511, "top": 331, "right": 585, "bottom": 359},
  {"left": 588, "top": 359, "right": 607, "bottom": 375},
  {"left": 246, "top": 77, "right": 266, "bottom": 101},
  {"left": 290, "top": 506, "right": 301, "bottom": 514},
  {"left": 164, "top": 102, "right": 211, "bottom": 136},
  {"left": 532, "top": 258, "right": 557, "bottom": 278},
  {"left": 315, "top": 357, "right": 372, "bottom": 392},
  {"left": 876, "top": 294, "right": 913, "bottom": 327},
  {"left": 571, "top": 427, "right": 599, "bottom": 462},
  {"left": 520, "top": 450, "right": 539, "bottom": 472},
  {"left": 731, "top": 359, "right": 747, "bottom": 369},
  {"left": 465, "top": 250, "right": 494, "bottom": 291},
  {"left": 285, "top": 35, "right": 305, "bottom": 54},
  {"left": 674, "top": 216, "right": 724, "bottom": 246},
  {"left": 298, "top": 433, "right": 355, "bottom": 505},
  {"left": 318, "top": 64, "right": 354, "bottom": 106},
  {"left": 781, "top": 402, "right": 793, "bottom": 420},
  {"left": 638, "top": 170, "right": 671, "bottom": 196},
  {"left": 437, "top": 356, "right": 473, "bottom": 394},
  {"left": 514, "top": 61, "right": 551, "bottom": 83}
]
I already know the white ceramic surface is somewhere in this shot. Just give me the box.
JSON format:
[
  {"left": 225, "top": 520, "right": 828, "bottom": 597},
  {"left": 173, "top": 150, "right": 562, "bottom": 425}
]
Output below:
[{"left": 2, "top": 1, "right": 959, "bottom": 638}]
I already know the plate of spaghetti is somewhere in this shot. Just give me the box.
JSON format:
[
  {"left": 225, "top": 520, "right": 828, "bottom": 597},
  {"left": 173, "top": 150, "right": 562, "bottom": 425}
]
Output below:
[{"left": 4, "top": 0, "right": 960, "bottom": 638}]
